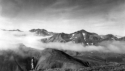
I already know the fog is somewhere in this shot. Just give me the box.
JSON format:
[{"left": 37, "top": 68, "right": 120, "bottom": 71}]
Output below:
[
  {"left": 38, "top": 41, "right": 125, "bottom": 53},
  {"left": 0, "top": 30, "right": 125, "bottom": 54}
]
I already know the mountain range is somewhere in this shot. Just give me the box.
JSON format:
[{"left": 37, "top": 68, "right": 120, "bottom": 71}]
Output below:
[{"left": 30, "top": 29, "right": 125, "bottom": 46}]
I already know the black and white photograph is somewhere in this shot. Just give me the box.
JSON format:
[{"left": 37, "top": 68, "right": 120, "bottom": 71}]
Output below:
[{"left": 0, "top": 0, "right": 125, "bottom": 71}]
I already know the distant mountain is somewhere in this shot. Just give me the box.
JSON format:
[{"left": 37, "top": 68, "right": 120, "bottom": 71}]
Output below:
[
  {"left": 41, "top": 29, "right": 102, "bottom": 45},
  {"left": 41, "top": 33, "right": 72, "bottom": 43},
  {"left": 118, "top": 37, "right": 125, "bottom": 41},
  {"left": 29, "top": 28, "right": 125, "bottom": 46},
  {"left": 69, "top": 30, "right": 101, "bottom": 45},
  {"left": 30, "top": 29, "right": 54, "bottom": 36},
  {"left": 39, "top": 29, "right": 124, "bottom": 46},
  {"left": 2, "top": 29, "right": 22, "bottom": 32}
]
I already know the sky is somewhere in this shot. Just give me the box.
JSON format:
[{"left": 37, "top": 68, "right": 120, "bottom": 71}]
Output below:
[{"left": 0, "top": 0, "right": 125, "bottom": 36}]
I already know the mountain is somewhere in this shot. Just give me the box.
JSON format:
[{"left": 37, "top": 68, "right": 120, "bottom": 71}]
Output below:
[
  {"left": 41, "top": 33, "right": 72, "bottom": 43},
  {"left": 0, "top": 46, "right": 41, "bottom": 71},
  {"left": 0, "top": 46, "right": 91, "bottom": 71},
  {"left": 69, "top": 30, "right": 102, "bottom": 45},
  {"left": 40, "top": 29, "right": 125, "bottom": 46},
  {"left": 29, "top": 28, "right": 125, "bottom": 45},
  {"left": 1, "top": 47, "right": 125, "bottom": 71},
  {"left": 35, "top": 48, "right": 90, "bottom": 70},
  {"left": 118, "top": 37, "right": 125, "bottom": 41},
  {"left": 0, "top": 50, "right": 33, "bottom": 71},
  {"left": 2, "top": 29, "right": 22, "bottom": 32},
  {"left": 30, "top": 29, "right": 54, "bottom": 36},
  {"left": 101, "top": 34, "right": 118, "bottom": 40},
  {"left": 41, "top": 29, "right": 101, "bottom": 45}
]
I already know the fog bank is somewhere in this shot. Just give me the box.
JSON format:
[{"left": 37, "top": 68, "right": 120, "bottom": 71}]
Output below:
[{"left": 0, "top": 30, "right": 125, "bottom": 54}]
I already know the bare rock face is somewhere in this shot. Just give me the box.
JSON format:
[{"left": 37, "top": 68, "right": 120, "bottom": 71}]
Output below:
[
  {"left": 40, "top": 29, "right": 125, "bottom": 46},
  {"left": 35, "top": 48, "right": 90, "bottom": 70}
]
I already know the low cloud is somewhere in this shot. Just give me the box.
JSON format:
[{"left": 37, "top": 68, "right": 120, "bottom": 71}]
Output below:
[
  {"left": 0, "top": 30, "right": 48, "bottom": 50},
  {"left": 37, "top": 41, "right": 125, "bottom": 53},
  {"left": 0, "top": 30, "right": 125, "bottom": 54}
]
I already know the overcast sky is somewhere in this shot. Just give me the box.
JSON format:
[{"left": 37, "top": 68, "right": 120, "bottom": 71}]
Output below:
[{"left": 0, "top": 0, "right": 125, "bottom": 36}]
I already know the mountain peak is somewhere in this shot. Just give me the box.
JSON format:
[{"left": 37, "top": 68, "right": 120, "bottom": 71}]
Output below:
[
  {"left": 2, "top": 29, "right": 22, "bottom": 32},
  {"left": 30, "top": 29, "right": 47, "bottom": 32},
  {"left": 30, "top": 29, "right": 53, "bottom": 36},
  {"left": 74, "top": 29, "right": 88, "bottom": 34}
]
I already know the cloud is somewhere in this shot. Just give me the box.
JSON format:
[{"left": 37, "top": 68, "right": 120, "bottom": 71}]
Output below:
[
  {"left": 0, "top": 0, "right": 125, "bottom": 19},
  {"left": 0, "top": 30, "right": 50, "bottom": 50},
  {"left": 0, "top": 30, "right": 125, "bottom": 54},
  {"left": 0, "top": 0, "right": 125, "bottom": 37},
  {"left": 36, "top": 41, "right": 125, "bottom": 53}
]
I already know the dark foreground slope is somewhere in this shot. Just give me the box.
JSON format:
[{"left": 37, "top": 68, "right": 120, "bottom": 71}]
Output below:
[
  {"left": 0, "top": 46, "right": 125, "bottom": 71},
  {"left": 0, "top": 48, "right": 39, "bottom": 71},
  {"left": 0, "top": 47, "right": 90, "bottom": 71},
  {"left": 35, "top": 48, "right": 90, "bottom": 70}
]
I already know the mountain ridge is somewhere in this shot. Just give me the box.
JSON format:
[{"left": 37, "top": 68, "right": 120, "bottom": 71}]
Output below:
[{"left": 29, "top": 29, "right": 125, "bottom": 46}]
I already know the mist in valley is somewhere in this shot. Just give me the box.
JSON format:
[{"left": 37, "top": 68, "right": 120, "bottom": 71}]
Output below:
[{"left": 0, "top": 30, "right": 125, "bottom": 55}]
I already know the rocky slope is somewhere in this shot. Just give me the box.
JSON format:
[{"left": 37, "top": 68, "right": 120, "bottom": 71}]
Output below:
[
  {"left": 35, "top": 48, "right": 90, "bottom": 70},
  {"left": 1, "top": 46, "right": 125, "bottom": 71},
  {"left": 0, "top": 47, "right": 92, "bottom": 71}
]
